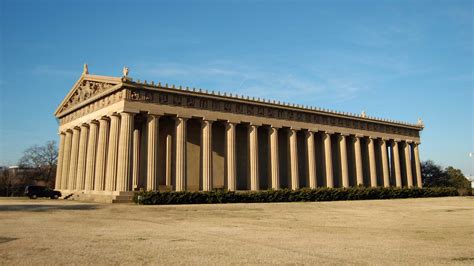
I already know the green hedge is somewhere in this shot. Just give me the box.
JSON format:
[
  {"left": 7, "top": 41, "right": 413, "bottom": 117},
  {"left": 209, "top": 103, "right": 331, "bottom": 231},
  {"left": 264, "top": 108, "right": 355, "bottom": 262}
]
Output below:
[{"left": 134, "top": 187, "right": 458, "bottom": 205}]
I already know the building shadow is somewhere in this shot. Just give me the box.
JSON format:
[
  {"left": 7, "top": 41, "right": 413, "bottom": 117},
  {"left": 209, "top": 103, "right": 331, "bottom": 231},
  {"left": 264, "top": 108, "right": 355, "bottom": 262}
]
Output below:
[{"left": 0, "top": 203, "right": 101, "bottom": 212}]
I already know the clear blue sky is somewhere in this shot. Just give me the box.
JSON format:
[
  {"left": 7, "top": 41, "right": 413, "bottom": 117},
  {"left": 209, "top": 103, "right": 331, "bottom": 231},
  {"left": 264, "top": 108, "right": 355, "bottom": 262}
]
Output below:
[{"left": 0, "top": 0, "right": 472, "bottom": 176}]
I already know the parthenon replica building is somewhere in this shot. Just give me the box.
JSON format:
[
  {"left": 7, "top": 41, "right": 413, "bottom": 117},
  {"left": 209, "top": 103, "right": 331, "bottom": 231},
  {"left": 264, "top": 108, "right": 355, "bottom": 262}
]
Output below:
[{"left": 54, "top": 65, "right": 424, "bottom": 202}]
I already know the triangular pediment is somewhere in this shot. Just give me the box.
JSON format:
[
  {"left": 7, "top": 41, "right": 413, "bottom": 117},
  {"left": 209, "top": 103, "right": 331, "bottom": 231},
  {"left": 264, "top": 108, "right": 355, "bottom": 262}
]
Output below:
[{"left": 55, "top": 74, "right": 123, "bottom": 117}]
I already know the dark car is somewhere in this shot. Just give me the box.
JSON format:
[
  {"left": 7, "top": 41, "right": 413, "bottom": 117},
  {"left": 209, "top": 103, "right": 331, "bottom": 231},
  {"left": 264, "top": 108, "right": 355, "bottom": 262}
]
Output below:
[{"left": 24, "top": 186, "right": 61, "bottom": 199}]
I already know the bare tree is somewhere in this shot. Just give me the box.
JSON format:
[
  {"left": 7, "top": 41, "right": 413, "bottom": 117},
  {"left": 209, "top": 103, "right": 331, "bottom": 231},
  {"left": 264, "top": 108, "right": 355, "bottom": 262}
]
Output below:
[{"left": 18, "top": 141, "right": 58, "bottom": 184}]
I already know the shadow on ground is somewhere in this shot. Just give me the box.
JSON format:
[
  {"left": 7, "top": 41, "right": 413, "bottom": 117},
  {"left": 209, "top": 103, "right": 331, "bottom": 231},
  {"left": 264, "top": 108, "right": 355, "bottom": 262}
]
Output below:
[{"left": 0, "top": 204, "right": 100, "bottom": 212}]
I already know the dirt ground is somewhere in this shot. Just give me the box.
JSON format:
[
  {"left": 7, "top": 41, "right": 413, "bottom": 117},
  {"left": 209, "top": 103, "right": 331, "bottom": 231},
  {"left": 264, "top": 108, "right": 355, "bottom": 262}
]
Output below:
[{"left": 0, "top": 197, "right": 473, "bottom": 265}]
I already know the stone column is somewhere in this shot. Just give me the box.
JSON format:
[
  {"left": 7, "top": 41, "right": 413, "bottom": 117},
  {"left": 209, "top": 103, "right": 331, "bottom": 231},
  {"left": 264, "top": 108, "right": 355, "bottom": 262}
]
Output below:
[
  {"left": 116, "top": 112, "right": 134, "bottom": 192},
  {"left": 289, "top": 128, "right": 299, "bottom": 190},
  {"left": 132, "top": 127, "right": 140, "bottom": 190},
  {"left": 202, "top": 120, "right": 213, "bottom": 191},
  {"left": 380, "top": 139, "right": 390, "bottom": 187},
  {"left": 55, "top": 132, "right": 66, "bottom": 189},
  {"left": 105, "top": 114, "right": 120, "bottom": 191},
  {"left": 339, "top": 134, "right": 349, "bottom": 188},
  {"left": 368, "top": 137, "right": 377, "bottom": 187},
  {"left": 84, "top": 121, "right": 98, "bottom": 191},
  {"left": 354, "top": 135, "right": 364, "bottom": 186},
  {"left": 306, "top": 131, "right": 317, "bottom": 189},
  {"left": 269, "top": 126, "right": 280, "bottom": 190},
  {"left": 175, "top": 117, "right": 187, "bottom": 191},
  {"left": 248, "top": 125, "right": 259, "bottom": 191},
  {"left": 226, "top": 122, "right": 236, "bottom": 191},
  {"left": 166, "top": 135, "right": 172, "bottom": 187},
  {"left": 61, "top": 130, "right": 72, "bottom": 190},
  {"left": 414, "top": 143, "right": 423, "bottom": 187},
  {"left": 404, "top": 141, "right": 414, "bottom": 188},
  {"left": 323, "top": 132, "right": 333, "bottom": 188},
  {"left": 94, "top": 118, "right": 109, "bottom": 191},
  {"left": 392, "top": 140, "right": 402, "bottom": 187},
  {"left": 67, "top": 127, "right": 80, "bottom": 190},
  {"left": 75, "top": 124, "right": 89, "bottom": 190},
  {"left": 147, "top": 115, "right": 159, "bottom": 191}
]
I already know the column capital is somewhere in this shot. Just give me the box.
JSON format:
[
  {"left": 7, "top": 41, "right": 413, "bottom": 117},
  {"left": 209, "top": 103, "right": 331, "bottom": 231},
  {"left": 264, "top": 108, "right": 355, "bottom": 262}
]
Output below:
[
  {"left": 324, "top": 130, "right": 334, "bottom": 135},
  {"left": 340, "top": 132, "right": 350, "bottom": 136},
  {"left": 175, "top": 116, "right": 188, "bottom": 122},
  {"left": 355, "top": 134, "right": 364, "bottom": 138},
  {"left": 58, "top": 131, "right": 66, "bottom": 135}
]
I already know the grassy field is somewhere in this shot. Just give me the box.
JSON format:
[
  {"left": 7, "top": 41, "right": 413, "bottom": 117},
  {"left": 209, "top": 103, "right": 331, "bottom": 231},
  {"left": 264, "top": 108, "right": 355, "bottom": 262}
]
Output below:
[{"left": 0, "top": 197, "right": 473, "bottom": 264}]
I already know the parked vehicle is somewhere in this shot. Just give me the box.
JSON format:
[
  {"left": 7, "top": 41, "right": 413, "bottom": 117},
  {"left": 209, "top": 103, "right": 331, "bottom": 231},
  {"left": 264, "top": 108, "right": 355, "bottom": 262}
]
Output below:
[{"left": 24, "top": 186, "right": 61, "bottom": 199}]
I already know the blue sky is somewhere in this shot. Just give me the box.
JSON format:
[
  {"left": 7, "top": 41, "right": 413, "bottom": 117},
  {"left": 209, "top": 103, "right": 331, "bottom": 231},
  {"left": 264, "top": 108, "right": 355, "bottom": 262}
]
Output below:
[{"left": 0, "top": 0, "right": 472, "bottom": 176}]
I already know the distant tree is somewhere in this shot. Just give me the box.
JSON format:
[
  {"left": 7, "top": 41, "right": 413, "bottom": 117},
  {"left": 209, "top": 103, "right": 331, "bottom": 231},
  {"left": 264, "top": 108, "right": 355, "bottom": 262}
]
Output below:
[
  {"left": 18, "top": 140, "right": 58, "bottom": 186},
  {"left": 0, "top": 169, "right": 14, "bottom": 196},
  {"left": 422, "top": 160, "right": 450, "bottom": 187},
  {"left": 445, "top": 166, "right": 471, "bottom": 195}
]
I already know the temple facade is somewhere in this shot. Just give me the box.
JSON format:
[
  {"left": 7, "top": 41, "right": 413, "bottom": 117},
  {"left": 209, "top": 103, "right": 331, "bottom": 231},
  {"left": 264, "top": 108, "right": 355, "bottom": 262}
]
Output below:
[{"left": 54, "top": 66, "right": 424, "bottom": 201}]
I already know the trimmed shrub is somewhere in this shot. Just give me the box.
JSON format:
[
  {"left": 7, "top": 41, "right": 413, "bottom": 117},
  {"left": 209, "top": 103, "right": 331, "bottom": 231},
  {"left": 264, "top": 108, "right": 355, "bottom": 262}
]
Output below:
[{"left": 134, "top": 187, "right": 458, "bottom": 205}]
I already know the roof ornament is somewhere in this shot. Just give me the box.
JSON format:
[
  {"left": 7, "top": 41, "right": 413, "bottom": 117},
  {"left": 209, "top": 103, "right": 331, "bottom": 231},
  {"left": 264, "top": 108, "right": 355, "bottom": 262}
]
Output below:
[
  {"left": 122, "top": 66, "right": 129, "bottom": 77},
  {"left": 361, "top": 111, "right": 367, "bottom": 118},
  {"left": 417, "top": 118, "right": 424, "bottom": 126},
  {"left": 83, "top": 64, "right": 89, "bottom": 75}
]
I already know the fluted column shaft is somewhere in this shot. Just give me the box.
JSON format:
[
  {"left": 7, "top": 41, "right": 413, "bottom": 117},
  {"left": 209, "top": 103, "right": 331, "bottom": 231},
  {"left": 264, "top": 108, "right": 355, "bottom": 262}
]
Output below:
[
  {"left": 166, "top": 135, "right": 172, "bottom": 187},
  {"left": 67, "top": 127, "right": 80, "bottom": 190},
  {"left": 354, "top": 136, "right": 364, "bottom": 186},
  {"left": 132, "top": 128, "right": 140, "bottom": 190},
  {"left": 55, "top": 132, "right": 66, "bottom": 189},
  {"left": 202, "top": 120, "right": 213, "bottom": 191},
  {"left": 175, "top": 117, "right": 187, "bottom": 191},
  {"left": 323, "top": 132, "right": 333, "bottom": 188},
  {"left": 105, "top": 114, "right": 120, "bottom": 191},
  {"left": 414, "top": 143, "right": 423, "bottom": 187},
  {"left": 269, "top": 126, "right": 280, "bottom": 190},
  {"left": 116, "top": 112, "right": 134, "bottom": 191},
  {"left": 306, "top": 131, "right": 317, "bottom": 189},
  {"left": 75, "top": 124, "right": 89, "bottom": 190},
  {"left": 392, "top": 141, "right": 402, "bottom": 187},
  {"left": 404, "top": 142, "right": 414, "bottom": 188},
  {"left": 380, "top": 139, "right": 390, "bottom": 187},
  {"left": 147, "top": 115, "right": 159, "bottom": 191},
  {"left": 94, "top": 118, "right": 109, "bottom": 191},
  {"left": 368, "top": 137, "right": 377, "bottom": 187},
  {"left": 339, "top": 135, "right": 349, "bottom": 188},
  {"left": 84, "top": 121, "right": 98, "bottom": 191},
  {"left": 226, "top": 122, "right": 236, "bottom": 191},
  {"left": 61, "top": 131, "right": 72, "bottom": 190},
  {"left": 289, "top": 129, "right": 299, "bottom": 190},
  {"left": 249, "top": 125, "right": 259, "bottom": 191}
]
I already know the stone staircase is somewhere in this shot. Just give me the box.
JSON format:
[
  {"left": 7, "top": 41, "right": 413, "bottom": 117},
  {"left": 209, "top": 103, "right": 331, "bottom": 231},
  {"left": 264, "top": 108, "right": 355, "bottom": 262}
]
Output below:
[{"left": 63, "top": 191, "right": 135, "bottom": 203}]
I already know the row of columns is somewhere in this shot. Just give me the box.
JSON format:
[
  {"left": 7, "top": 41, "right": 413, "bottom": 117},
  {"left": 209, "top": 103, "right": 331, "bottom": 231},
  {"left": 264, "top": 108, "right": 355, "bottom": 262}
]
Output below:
[
  {"left": 55, "top": 112, "right": 135, "bottom": 192},
  {"left": 55, "top": 113, "right": 423, "bottom": 192}
]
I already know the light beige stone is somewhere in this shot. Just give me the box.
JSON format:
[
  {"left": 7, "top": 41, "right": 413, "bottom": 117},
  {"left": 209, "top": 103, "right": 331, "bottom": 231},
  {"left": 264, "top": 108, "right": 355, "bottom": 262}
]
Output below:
[
  {"left": 248, "top": 125, "right": 259, "bottom": 191},
  {"left": 323, "top": 132, "right": 333, "bottom": 188},
  {"left": 339, "top": 135, "right": 349, "bottom": 188},
  {"left": 306, "top": 131, "right": 317, "bottom": 189},
  {"left": 84, "top": 121, "right": 98, "bottom": 191}
]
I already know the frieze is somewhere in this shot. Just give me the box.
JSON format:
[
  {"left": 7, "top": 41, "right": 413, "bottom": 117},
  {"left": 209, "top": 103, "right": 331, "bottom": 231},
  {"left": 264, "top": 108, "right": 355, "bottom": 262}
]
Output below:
[
  {"left": 59, "top": 90, "right": 123, "bottom": 125},
  {"left": 125, "top": 88, "right": 419, "bottom": 138}
]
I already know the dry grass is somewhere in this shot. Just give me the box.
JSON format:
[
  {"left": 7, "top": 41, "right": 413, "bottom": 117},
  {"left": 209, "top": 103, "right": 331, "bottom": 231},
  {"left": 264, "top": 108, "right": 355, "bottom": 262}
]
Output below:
[{"left": 0, "top": 197, "right": 473, "bottom": 265}]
